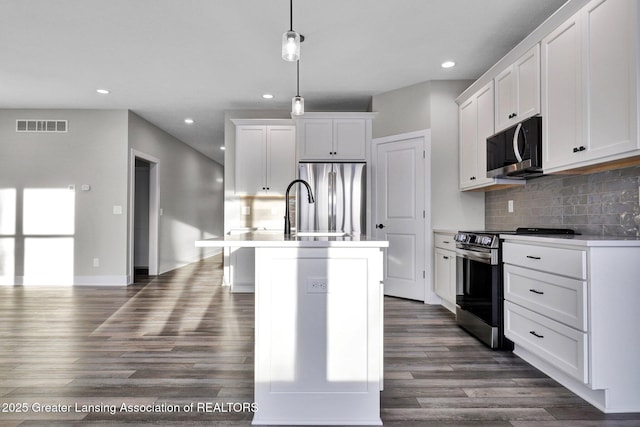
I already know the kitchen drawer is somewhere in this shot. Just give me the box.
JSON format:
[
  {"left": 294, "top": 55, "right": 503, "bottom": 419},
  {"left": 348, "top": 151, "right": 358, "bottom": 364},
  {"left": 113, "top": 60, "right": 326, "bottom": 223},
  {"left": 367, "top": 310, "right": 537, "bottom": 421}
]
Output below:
[
  {"left": 505, "top": 300, "right": 588, "bottom": 383},
  {"left": 503, "top": 242, "right": 586, "bottom": 279},
  {"left": 504, "top": 264, "right": 587, "bottom": 331},
  {"left": 434, "top": 233, "right": 456, "bottom": 251}
]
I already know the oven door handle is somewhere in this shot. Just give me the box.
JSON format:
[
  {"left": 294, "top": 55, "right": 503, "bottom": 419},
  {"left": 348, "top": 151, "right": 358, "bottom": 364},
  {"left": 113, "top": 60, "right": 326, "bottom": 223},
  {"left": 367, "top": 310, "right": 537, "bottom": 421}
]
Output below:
[{"left": 456, "top": 248, "right": 493, "bottom": 264}]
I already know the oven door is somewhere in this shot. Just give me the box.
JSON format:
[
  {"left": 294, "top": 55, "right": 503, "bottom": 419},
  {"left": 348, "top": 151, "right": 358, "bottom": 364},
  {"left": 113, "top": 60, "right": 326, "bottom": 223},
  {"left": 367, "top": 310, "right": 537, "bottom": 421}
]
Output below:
[{"left": 455, "top": 247, "right": 500, "bottom": 327}]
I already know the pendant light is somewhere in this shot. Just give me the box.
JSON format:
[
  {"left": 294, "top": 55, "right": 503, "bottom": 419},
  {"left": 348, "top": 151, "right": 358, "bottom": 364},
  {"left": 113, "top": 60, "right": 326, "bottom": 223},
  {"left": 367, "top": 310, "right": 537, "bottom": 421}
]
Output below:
[
  {"left": 292, "top": 60, "right": 304, "bottom": 115},
  {"left": 282, "top": 0, "right": 302, "bottom": 61}
]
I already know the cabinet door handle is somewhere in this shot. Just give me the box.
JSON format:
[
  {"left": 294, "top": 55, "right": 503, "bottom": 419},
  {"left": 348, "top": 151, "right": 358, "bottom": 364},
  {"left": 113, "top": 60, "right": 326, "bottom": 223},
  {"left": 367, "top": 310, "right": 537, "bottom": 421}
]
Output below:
[
  {"left": 376, "top": 224, "right": 385, "bottom": 229},
  {"left": 526, "top": 255, "right": 541, "bottom": 260},
  {"left": 443, "top": 256, "right": 449, "bottom": 260},
  {"left": 442, "top": 241, "right": 450, "bottom": 244},
  {"left": 529, "top": 289, "right": 544, "bottom": 295},
  {"left": 529, "top": 331, "right": 544, "bottom": 339}
]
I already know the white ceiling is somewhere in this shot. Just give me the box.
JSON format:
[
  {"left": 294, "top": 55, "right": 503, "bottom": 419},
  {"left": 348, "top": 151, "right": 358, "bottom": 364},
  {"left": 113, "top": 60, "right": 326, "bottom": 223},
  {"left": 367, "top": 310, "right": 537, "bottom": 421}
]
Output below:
[{"left": 0, "top": 0, "right": 567, "bottom": 165}]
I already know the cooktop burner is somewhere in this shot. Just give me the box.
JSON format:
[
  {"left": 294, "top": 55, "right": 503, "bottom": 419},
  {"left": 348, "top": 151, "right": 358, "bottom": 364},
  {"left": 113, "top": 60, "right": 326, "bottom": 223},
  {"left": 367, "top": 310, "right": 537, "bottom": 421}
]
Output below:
[
  {"left": 514, "top": 227, "right": 578, "bottom": 235},
  {"left": 454, "top": 228, "right": 578, "bottom": 249}
]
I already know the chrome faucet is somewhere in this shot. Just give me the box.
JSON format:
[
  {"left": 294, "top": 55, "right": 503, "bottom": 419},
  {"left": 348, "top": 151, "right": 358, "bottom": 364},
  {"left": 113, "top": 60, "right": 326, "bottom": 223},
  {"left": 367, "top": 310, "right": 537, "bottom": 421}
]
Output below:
[{"left": 284, "top": 179, "right": 314, "bottom": 236}]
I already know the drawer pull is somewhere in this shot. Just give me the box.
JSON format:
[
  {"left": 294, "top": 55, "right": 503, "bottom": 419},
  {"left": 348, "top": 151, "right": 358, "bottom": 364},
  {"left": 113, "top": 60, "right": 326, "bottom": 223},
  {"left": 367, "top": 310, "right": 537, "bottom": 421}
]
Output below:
[
  {"left": 529, "top": 289, "right": 544, "bottom": 295},
  {"left": 526, "top": 255, "right": 541, "bottom": 260},
  {"left": 443, "top": 256, "right": 449, "bottom": 260},
  {"left": 529, "top": 331, "right": 544, "bottom": 339},
  {"left": 442, "top": 241, "right": 450, "bottom": 244}
]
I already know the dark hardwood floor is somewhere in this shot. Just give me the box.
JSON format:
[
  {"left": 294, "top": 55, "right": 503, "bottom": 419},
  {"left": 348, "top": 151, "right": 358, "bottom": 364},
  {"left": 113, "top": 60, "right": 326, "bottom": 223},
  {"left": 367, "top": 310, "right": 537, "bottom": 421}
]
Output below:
[{"left": 0, "top": 255, "right": 639, "bottom": 426}]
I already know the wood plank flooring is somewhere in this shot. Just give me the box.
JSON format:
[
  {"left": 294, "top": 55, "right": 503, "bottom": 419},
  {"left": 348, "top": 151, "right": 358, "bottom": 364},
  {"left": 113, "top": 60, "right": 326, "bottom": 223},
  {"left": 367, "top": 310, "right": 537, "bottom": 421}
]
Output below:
[{"left": 0, "top": 255, "right": 639, "bottom": 426}]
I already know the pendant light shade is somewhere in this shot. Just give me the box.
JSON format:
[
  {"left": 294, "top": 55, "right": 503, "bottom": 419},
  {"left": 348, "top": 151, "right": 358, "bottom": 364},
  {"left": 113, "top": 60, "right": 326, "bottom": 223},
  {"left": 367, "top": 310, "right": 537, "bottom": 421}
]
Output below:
[
  {"left": 282, "top": 0, "right": 301, "bottom": 62},
  {"left": 292, "top": 95, "right": 304, "bottom": 115},
  {"left": 282, "top": 30, "right": 300, "bottom": 62}
]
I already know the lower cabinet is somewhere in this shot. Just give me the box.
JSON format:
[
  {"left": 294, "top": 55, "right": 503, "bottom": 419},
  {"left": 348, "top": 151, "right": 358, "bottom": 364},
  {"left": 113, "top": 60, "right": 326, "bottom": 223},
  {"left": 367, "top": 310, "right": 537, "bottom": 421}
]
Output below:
[
  {"left": 225, "top": 247, "right": 255, "bottom": 293},
  {"left": 502, "top": 236, "right": 640, "bottom": 413},
  {"left": 433, "top": 232, "right": 456, "bottom": 313}
]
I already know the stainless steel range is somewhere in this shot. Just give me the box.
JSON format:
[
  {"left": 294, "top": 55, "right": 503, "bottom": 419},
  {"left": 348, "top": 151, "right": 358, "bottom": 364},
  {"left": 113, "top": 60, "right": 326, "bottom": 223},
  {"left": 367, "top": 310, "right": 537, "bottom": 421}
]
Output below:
[{"left": 454, "top": 228, "right": 576, "bottom": 349}]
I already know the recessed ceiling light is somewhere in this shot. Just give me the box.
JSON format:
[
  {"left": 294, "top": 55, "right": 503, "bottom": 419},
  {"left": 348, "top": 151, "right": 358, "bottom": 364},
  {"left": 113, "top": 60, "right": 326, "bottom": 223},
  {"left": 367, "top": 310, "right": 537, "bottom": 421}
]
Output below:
[
  {"left": 262, "top": 94, "right": 274, "bottom": 99},
  {"left": 220, "top": 146, "right": 226, "bottom": 150},
  {"left": 96, "top": 89, "right": 110, "bottom": 94},
  {"left": 441, "top": 61, "right": 456, "bottom": 69},
  {"left": 184, "top": 118, "right": 195, "bottom": 124}
]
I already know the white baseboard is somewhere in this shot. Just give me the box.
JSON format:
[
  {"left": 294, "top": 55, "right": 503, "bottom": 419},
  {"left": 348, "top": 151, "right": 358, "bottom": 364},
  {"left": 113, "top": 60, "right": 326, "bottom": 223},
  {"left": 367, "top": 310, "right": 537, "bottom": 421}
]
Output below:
[{"left": 7, "top": 276, "right": 128, "bottom": 286}]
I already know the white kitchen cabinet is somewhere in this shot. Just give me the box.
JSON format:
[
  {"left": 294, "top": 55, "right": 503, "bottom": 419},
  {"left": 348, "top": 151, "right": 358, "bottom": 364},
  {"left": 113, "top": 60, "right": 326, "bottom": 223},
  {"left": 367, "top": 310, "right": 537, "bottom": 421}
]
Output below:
[
  {"left": 235, "top": 125, "right": 296, "bottom": 195},
  {"left": 542, "top": 0, "right": 640, "bottom": 173},
  {"left": 502, "top": 235, "right": 640, "bottom": 413},
  {"left": 228, "top": 247, "right": 255, "bottom": 293},
  {"left": 433, "top": 232, "right": 456, "bottom": 313},
  {"left": 494, "top": 44, "right": 540, "bottom": 132},
  {"left": 295, "top": 113, "right": 375, "bottom": 161},
  {"left": 459, "top": 81, "right": 496, "bottom": 190}
]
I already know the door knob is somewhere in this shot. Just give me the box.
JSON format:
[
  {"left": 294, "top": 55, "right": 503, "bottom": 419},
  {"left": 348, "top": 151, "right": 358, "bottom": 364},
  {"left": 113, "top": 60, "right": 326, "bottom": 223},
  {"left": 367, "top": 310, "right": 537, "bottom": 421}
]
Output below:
[{"left": 376, "top": 224, "right": 385, "bottom": 229}]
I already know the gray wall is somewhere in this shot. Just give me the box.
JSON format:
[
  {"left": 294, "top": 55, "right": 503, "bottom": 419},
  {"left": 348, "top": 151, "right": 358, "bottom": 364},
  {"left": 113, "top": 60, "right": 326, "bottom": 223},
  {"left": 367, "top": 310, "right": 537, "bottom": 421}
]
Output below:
[
  {"left": 486, "top": 166, "right": 640, "bottom": 236},
  {"left": 0, "top": 109, "right": 223, "bottom": 286},
  {"left": 372, "top": 81, "right": 431, "bottom": 139},
  {"left": 128, "top": 112, "right": 224, "bottom": 274},
  {"left": 372, "top": 80, "right": 485, "bottom": 231},
  {"left": 0, "top": 109, "right": 129, "bottom": 283}
]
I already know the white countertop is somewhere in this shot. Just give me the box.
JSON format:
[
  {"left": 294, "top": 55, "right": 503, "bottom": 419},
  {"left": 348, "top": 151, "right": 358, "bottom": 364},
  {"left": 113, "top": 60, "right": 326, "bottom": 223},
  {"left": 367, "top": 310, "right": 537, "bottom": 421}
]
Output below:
[
  {"left": 196, "top": 231, "right": 389, "bottom": 248},
  {"left": 500, "top": 233, "right": 640, "bottom": 247},
  {"left": 433, "top": 229, "right": 458, "bottom": 235}
]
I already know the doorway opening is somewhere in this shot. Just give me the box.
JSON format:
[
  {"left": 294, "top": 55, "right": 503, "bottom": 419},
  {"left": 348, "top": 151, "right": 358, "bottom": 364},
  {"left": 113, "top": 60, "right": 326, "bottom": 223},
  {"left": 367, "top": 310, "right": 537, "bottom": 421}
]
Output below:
[
  {"left": 134, "top": 159, "right": 150, "bottom": 277},
  {"left": 129, "top": 150, "right": 160, "bottom": 284}
]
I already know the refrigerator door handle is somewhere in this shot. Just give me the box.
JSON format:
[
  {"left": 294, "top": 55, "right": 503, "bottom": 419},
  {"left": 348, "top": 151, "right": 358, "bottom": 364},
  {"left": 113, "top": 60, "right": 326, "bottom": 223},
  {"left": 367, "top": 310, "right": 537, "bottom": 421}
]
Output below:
[{"left": 329, "top": 170, "right": 336, "bottom": 230}]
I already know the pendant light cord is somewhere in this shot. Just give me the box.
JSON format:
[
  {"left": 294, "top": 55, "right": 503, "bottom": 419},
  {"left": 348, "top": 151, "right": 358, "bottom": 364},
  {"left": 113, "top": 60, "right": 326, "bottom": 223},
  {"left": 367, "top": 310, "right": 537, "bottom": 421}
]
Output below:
[
  {"left": 296, "top": 60, "right": 300, "bottom": 97},
  {"left": 289, "top": 0, "right": 293, "bottom": 31}
]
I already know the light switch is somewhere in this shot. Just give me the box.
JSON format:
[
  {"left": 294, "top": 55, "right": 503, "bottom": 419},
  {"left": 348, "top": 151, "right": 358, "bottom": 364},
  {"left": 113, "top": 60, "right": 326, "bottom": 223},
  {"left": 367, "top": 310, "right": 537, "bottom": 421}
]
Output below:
[
  {"left": 113, "top": 205, "right": 123, "bottom": 215},
  {"left": 508, "top": 200, "right": 514, "bottom": 213},
  {"left": 81, "top": 184, "right": 91, "bottom": 191}
]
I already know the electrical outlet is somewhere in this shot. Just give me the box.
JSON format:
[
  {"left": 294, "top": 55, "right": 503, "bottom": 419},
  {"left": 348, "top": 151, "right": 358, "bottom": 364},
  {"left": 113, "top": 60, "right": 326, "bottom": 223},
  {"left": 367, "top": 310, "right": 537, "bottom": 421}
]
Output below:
[
  {"left": 93, "top": 258, "right": 99, "bottom": 267},
  {"left": 307, "top": 277, "right": 328, "bottom": 293}
]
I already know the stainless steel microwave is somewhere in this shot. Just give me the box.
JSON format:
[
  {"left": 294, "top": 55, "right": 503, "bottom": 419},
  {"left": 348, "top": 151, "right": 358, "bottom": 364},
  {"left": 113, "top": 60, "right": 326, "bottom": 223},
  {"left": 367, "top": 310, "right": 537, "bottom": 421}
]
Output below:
[{"left": 486, "top": 116, "right": 542, "bottom": 179}]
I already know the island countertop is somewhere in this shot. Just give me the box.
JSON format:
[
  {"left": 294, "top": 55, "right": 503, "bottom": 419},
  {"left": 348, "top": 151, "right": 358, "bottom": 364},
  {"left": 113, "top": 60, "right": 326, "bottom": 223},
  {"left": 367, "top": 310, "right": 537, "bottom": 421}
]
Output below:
[{"left": 195, "top": 231, "right": 389, "bottom": 248}]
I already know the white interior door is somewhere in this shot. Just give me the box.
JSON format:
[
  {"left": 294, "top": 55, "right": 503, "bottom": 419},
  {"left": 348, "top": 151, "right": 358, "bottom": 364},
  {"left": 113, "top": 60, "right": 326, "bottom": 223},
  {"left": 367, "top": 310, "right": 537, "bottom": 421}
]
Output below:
[{"left": 374, "top": 135, "right": 426, "bottom": 301}]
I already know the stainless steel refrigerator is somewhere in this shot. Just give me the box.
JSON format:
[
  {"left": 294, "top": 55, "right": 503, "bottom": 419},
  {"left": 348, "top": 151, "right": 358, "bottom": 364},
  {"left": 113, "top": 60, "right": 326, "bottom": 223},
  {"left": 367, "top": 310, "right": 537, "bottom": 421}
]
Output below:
[{"left": 297, "top": 162, "right": 366, "bottom": 234}]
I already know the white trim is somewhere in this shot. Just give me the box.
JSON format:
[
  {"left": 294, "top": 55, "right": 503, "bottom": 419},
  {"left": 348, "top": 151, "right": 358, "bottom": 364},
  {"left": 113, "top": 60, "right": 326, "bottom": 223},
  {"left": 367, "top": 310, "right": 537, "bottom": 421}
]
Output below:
[
  {"left": 9, "top": 276, "right": 129, "bottom": 286},
  {"left": 129, "top": 149, "right": 160, "bottom": 284},
  {"left": 371, "top": 129, "right": 435, "bottom": 304}
]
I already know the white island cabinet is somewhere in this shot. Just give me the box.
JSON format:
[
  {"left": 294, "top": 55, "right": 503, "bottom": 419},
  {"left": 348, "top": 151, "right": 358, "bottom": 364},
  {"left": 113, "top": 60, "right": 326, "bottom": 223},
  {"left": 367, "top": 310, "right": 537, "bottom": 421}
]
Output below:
[
  {"left": 196, "top": 232, "right": 388, "bottom": 425},
  {"left": 501, "top": 234, "right": 640, "bottom": 413}
]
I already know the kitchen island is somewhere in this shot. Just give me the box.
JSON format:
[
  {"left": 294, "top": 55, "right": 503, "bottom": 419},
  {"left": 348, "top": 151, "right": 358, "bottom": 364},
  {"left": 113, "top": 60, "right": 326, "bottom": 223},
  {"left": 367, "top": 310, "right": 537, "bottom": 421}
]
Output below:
[{"left": 196, "top": 232, "right": 388, "bottom": 425}]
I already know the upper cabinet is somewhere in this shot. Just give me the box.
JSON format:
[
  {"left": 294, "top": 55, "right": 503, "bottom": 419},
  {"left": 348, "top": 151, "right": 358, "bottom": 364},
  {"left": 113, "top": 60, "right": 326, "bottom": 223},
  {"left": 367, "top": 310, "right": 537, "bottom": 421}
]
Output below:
[
  {"left": 295, "top": 113, "right": 375, "bottom": 161},
  {"left": 459, "top": 81, "right": 497, "bottom": 190},
  {"left": 458, "top": 0, "right": 640, "bottom": 183},
  {"left": 235, "top": 125, "right": 296, "bottom": 196},
  {"left": 542, "top": 0, "right": 639, "bottom": 173},
  {"left": 494, "top": 44, "right": 540, "bottom": 133}
]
